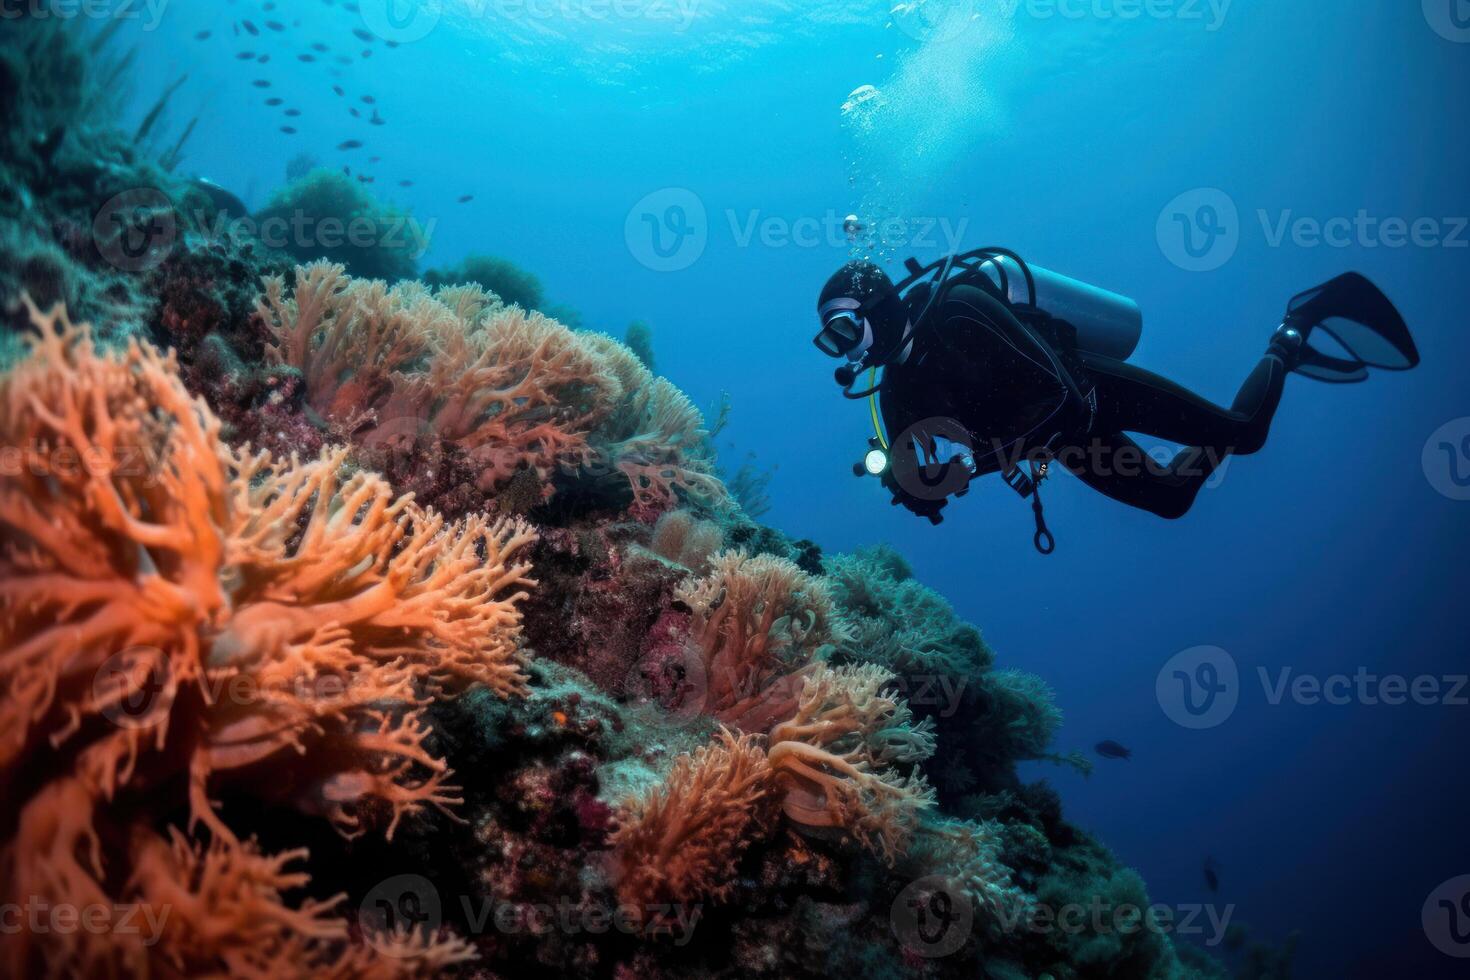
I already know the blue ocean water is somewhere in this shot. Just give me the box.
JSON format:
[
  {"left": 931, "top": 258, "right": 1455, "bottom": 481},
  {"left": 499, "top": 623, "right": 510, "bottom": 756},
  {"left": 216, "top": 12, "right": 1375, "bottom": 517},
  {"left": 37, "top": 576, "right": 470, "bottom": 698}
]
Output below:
[{"left": 113, "top": 1, "right": 1468, "bottom": 974}]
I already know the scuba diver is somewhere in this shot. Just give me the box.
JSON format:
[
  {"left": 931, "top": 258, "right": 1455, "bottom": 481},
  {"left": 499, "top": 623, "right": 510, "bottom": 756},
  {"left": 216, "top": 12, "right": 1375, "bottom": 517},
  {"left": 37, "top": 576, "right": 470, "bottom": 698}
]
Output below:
[{"left": 813, "top": 248, "right": 1419, "bottom": 552}]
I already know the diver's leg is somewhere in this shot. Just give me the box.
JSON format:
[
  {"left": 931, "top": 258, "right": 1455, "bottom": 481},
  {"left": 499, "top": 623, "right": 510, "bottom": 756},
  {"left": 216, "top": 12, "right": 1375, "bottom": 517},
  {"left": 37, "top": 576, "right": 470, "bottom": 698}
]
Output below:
[
  {"left": 1080, "top": 351, "right": 1289, "bottom": 459},
  {"left": 1058, "top": 431, "right": 1208, "bottom": 519}
]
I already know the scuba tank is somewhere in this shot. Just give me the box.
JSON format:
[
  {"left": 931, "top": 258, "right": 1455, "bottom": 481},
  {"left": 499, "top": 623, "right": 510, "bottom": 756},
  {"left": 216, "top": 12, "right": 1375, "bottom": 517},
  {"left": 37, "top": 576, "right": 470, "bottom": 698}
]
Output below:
[
  {"left": 979, "top": 255, "right": 1142, "bottom": 362},
  {"left": 843, "top": 246, "right": 1143, "bottom": 553}
]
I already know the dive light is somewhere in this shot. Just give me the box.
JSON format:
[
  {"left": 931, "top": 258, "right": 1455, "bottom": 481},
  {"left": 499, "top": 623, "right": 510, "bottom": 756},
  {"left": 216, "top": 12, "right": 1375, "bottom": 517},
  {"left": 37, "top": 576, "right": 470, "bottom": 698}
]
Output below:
[{"left": 854, "top": 437, "right": 889, "bottom": 477}]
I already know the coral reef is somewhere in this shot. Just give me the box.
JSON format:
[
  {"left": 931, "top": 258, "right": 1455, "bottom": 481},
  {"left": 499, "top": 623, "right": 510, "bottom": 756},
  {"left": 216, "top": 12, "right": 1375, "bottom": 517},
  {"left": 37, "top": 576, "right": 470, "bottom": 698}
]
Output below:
[
  {"left": 612, "top": 729, "right": 775, "bottom": 910},
  {"left": 674, "top": 550, "right": 843, "bottom": 729},
  {"left": 647, "top": 509, "right": 727, "bottom": 574},
  {"left": 0, "top": 20, "right": 1235, "bottom": 980},
  {"left": 0, "top": 301, "right": 533, "bottom": 975},
  {"left": 0, "top": 21, "right": 232, "bottom": 341},
  {"left": 254, "top": 261, "right": 725, "bottom": 522},
  {"left": 766, "top": 664, "right": 937, "bottom": 863}
]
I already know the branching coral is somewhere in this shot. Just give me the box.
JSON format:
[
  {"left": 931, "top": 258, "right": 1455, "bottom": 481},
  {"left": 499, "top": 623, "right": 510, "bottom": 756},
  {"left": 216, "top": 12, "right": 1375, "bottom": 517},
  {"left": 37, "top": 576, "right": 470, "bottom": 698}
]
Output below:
[
  {"left": 610, "top": 728, "right": 774, "bottom": 910},
  {"left": 674, "top": 550, "right": 845, "bottom": 730},
  {"left": 372, "top": 305, "right": 620, "bottom": 493},
  {"left": 256, "top": 260, "right": 450, "bottom": 432},
  {"left": 0, "top": 299, "right": 535, "bottom": 975},
  {"left": 583, "top": 332, "right": 729, "bottom": 518},
  {"left": 256, "top": 264, "right": 724, "bottom": 517},
  {"left": 766, "top": 664, "right": 937, "bottom": 864}
]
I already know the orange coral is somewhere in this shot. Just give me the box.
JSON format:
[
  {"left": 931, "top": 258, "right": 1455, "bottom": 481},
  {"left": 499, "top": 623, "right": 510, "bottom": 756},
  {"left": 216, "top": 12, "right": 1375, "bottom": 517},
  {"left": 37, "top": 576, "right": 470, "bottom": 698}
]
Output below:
[
  {"left": 674, "top": 550, "right": 845, "bottom": 730},
  {"left": 584, "top": 333, "right": 728, "bottom": 518},
  {"left": 369, "top": 305, "right": 621, "bottom": 493},
  {"left": 257, "top": 261, "right": 445, "bottom": 431},
  {"left": 256, "top": 263, "right": 730, "bottom": 517},
  {"left": 0, "top": 299, "right": 535, "bottom": 976},
  {"left": 610, "top": 729, "right": 774, "bottom": 910},
  {"left": 766, "top": 664, "right": 936, "bottom": 864}
]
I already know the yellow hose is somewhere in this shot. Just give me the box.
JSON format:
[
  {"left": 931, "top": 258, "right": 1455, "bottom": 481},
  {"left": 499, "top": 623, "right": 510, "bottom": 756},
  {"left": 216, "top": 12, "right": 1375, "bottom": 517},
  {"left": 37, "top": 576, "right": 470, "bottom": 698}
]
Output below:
[{"left": 867, "top": 368, "right": 888, "bottom": 450}]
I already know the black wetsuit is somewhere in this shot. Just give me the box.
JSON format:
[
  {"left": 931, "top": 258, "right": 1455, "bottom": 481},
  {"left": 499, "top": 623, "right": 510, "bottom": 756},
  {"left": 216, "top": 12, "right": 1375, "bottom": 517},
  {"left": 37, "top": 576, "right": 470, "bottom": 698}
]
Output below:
[{"left": 879, "top": 282, "right": 1287, "bottom": 520}]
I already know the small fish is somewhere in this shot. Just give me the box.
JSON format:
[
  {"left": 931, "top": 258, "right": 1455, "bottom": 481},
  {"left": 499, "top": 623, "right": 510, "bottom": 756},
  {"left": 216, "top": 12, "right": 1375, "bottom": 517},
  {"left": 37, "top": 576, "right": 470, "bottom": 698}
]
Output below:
[
  {"left": 337, "top": 140, "right": 363, "bottom": 150},
  {"left": 458, "top": 195, "right": 474, "bottom": 204},
  {"left": 1094, "top": 740, "right": 1132, "bottom": 761},
  {"left": 353, "top": 28, "right": 373, "bottom": 43},
  {"left": 235, "top": 52, "right": 255, "bottom": 61},
  {"left": 399, "top": 180, "right": 413, "bottom": 187},
  {"left": 349, "top": 107, "right": 361, "bottom": 118},
  {"left": 285, "top": 109, "right": 301, "bottom": 117},
  {"left": 252, "top": 80, "right": 272, "bottom": 89},
  {"left": 298, "top": 54, "right": 317, "bottom": 63},
  {"left": 280, "top": 126, "right": 298, "bottom": 134},
  {"left": 361, "top": 95, "right": 375, "bottom": 104},
  {"left": 195, "top": 30, "right": 212, "bottom": 40},
  {"left": 369, "top": 155, "right": 381, "bottom": 163},
  {"left": 332, "top": 85, "right": 345, "bottom": 97},
  {"left": 1203, "top": 857, "right": 1221, "bottom": 894},
  {"left": 265, "top": 97, "right": 284, "bottom": 106},
  {"left": 369, "top": 110, "right": 384, "bottom": 126},
  {"left": 242, "top": 20, "right": 259, "bottom": 36},
  {"left": 257, "top": 54, "right": 270, "bottom": 63}
]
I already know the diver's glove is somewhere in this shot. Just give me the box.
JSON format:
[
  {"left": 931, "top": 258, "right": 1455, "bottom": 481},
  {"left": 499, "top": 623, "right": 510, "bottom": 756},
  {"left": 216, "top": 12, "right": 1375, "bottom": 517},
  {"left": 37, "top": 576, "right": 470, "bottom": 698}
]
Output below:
[
  {"left": 882, "top": 434, "right": 977, "bottom": 525},
  {"left": 882, "top": 468, "right": 950, "bottom": 524}
]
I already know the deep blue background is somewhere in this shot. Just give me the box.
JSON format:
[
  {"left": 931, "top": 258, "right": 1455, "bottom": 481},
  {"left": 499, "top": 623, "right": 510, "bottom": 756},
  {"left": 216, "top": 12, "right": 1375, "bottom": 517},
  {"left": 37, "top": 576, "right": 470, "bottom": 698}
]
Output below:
[{"left": 114, "top": 1, "right": 1469, "bottom": 974}]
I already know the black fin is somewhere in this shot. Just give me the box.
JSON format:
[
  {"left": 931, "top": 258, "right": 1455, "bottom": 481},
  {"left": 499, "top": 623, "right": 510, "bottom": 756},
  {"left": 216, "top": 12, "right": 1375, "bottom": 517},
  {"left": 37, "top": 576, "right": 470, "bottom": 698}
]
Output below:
[{"left": 1286, "top": 273, "right": 1419, "bottom": 383}]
